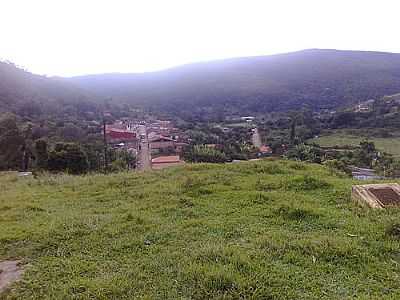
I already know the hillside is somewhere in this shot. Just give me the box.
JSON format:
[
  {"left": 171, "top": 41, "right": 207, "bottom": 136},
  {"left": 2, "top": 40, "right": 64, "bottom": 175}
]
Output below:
[
  {"left": 1, "top": 160, "right": 400, "bottom": 299},
  {"left": 309, "top": 130, "right": 400, "bottom": 157},
  {"left": 3, "top": 50, "right": 400, "bottom": 119},
  {"left": 0, "top": 61, "right": 97, "bottom": 120},
  {"left": 70, "top": 49, "right": 400, "bottom": 114}
]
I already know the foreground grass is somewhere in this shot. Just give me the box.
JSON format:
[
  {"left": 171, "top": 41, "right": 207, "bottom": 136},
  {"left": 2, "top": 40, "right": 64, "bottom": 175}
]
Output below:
[
  {"left": 309, "top": 131, "right": 400, "bottom": 157},
  {"left": 1, "top": 160, "right": 400, "bottom": 299}
]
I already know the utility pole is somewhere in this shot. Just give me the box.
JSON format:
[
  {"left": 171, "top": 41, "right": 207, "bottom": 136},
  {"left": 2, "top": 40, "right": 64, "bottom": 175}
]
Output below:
[{"left": 103, "top": 115, "right": 109, "bottom": 173}]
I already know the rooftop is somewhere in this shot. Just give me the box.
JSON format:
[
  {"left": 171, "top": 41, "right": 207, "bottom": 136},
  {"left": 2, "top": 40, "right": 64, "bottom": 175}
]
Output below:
[{"left": 151, "top": 155, "right": 181, "bottom": 164}]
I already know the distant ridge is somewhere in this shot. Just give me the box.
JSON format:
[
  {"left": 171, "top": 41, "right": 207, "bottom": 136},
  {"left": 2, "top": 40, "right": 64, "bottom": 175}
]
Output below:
[
  {"left": 0, "top": 61, "right": 96, "bottom": 118},
  {"left": 2, "top": 49, "right": 400, "bottom": 117},
  {"left": 68, "top": 49, "right": 400, "bottom": 114}
]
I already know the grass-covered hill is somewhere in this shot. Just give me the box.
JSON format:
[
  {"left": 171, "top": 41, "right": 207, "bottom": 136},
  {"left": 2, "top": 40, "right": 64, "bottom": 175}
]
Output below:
[
  {"left": 70, "top": 49, "right": 400, "bottom": 114},
  {"left": 1, "top": 160, "right": 400, "bottom": 299}
]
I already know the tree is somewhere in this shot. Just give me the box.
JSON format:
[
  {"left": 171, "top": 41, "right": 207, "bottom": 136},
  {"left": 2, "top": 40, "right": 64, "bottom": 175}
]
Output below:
[
  {"left": 0, "top": 113, "right": 24, "bottom": 170},
  {"left": 20, "top": 123, "right": 33, "bottom": 171},
  {"left": 48, "top": 143, "right": 89, "bottom": 174},
  {"left": 110, "top": 149, "right": 136, "bottom": 171},
  {"left": 184, "top": 145, "right": 227, "bottom": 163},
  {"left": 34, "top": 139, "right": 48, "bottom": 170},
  {"left": 285, "top": 143, "right": 323, "bottom": 163},
  {"left": 356, "top": 140, "right": 377, "bottom": 168},
  {"left": 288, "top": 112, "right": 299, "bottom": 145},
  {"left": 57, "top": 123, "right": 84, "bottom": 142}
]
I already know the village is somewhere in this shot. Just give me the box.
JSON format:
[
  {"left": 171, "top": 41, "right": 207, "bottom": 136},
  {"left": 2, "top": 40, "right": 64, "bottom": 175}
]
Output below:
[
  {"left": 105, "top": 119, "right": 187, "bottom": 170},
  {"left": 104, "top": 117, "right": 273, "bottom": 171}
]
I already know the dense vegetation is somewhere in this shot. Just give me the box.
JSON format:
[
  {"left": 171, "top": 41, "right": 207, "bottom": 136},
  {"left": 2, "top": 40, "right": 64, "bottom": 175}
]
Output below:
[
  {"left": 182, "top": 123, "right": 257, "bottom": 162},
  {"left": 0, "top": 62, "right": 139, "bottom": 173},
  {"left": 70, "top": 49, "right": 400, "bottom": 117},
  {"left": 0, "top": 112, "right": 135, "bottom": 173},
  {"left": 1, "top": 160, "right": 400, "bottom": 299},
  {"left": 0, "top": 61, "right": 97, "bottom": 121}
]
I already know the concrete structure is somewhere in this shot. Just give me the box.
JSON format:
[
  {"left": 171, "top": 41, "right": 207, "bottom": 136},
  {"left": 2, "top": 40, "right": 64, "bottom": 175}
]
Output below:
[
  {"left": 352, "top": 183, "right": 400, "bottom": 209},
  {"left": 350, "top": 166, "right": 382, "bottom": 180},
  {"left": 151, "top": 155, "right": 184, "bottom": 170}
]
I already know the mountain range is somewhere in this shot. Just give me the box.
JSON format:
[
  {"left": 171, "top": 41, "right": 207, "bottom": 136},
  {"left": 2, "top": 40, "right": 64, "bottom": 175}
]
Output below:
[
  {"left": 69, "top": 49, "right": 400, "bottom": 113},
  {"left": 2, "top": 49, "right": 400, "bottom": 118}
]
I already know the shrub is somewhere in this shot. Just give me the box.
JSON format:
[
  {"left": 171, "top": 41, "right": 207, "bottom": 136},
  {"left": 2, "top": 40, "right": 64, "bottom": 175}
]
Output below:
[
  {"left": 185, "top": 145, "right": 228, "bottom": 163},
  {"left": 286, "top": 175, "right": 330, "bottom": 191},
  {"left": 47, "top": 143, "right": 89, "bottom": 174}
]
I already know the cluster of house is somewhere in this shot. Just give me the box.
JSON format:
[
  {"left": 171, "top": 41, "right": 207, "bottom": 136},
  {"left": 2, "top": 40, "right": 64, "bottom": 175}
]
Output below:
[
  {"left": 147, "top": 120, "right": 188, "bottom": 169},
  {"left": 105, "top": 119, "right": 188, "bottom": 170},
  {"left": 105, "top": 120, "right": 138, "bottom": 155}
]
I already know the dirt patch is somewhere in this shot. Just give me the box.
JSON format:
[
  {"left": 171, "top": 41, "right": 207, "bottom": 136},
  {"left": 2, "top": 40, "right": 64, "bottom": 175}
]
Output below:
[
  {"left": 0, "top": 260, "right": 24, "bottom": 294},
  {"left": 370, "top": 187, "right": 400, "bottom": 206}
]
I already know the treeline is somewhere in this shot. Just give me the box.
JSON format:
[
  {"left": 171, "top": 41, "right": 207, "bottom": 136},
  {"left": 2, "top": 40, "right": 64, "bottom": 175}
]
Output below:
[
  {"left": 181, "top": 124, "right": 258, "bottom": 162},
  {"left": 325, "top": 98, "right": 400, "bottom": 131},
  {"left": 286, "top": 140, "right": 400, "bottom": 177},
  {"left": 0, "top": 113, "right": 135, "bottom": 174}
]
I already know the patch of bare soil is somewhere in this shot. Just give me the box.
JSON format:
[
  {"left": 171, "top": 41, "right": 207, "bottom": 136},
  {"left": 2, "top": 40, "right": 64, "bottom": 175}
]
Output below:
[{"left": 0, "top": 260, "right": 24, "bottom": 294}]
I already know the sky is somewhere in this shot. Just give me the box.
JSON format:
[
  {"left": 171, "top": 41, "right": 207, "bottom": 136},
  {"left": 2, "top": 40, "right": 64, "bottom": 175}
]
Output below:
[{"left": 1, "top": 0, "right": 399, "bottom": 76}]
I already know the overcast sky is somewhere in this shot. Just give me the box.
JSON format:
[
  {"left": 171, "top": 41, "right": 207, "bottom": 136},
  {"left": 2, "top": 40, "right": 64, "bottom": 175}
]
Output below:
[{"left": 1, "top": 0, "right": 399, "bottom": 76}]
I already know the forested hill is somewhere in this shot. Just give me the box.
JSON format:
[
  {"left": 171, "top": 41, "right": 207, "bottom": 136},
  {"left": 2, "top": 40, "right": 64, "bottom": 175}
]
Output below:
[
  {"left": 0, "top": 61, "right": 97, "bottom": 120},
  {"left": 69, "top": 49, "right": 400, "bottom": 114},
  {"left": 3, "top": 50, "right": 400, "bottom": 119}
]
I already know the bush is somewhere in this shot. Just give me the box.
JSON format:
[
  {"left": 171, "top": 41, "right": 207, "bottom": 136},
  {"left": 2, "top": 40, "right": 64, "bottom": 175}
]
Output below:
[
  {"left": 287, "top": 175, "right": 330, "bottom": 191},
  {"left": 323, "top": 159, "right": 351, "bottom": 176},
  {"left": 48, "top": 143, "right": 89, "bottom": 174},
  {"left": 285, "top": 144, "right": 323, "bottom": 163},
  {"left": 185, "top": 145, "right": 228, "bottom": 163}
]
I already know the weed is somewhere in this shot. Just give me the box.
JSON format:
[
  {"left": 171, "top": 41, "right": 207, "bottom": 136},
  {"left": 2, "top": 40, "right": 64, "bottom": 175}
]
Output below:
[
  {"left": 286, "top": 175, "right": 331, "bottom": 191},
  {"left": 386, "top": 223, "right": 400, "bottom": 240}
]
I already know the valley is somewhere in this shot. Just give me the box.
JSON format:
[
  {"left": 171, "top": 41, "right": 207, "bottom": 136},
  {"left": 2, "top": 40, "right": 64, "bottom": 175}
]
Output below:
[{"left": 2, "top": 49, "right": 400, "bottom": 299}]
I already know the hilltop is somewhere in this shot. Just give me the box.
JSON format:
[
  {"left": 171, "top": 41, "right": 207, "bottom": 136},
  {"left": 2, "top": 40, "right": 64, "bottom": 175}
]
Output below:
[
  {"left": 0, "top": 61, "right": 97, "bottom": 120},
  {"left": 1, "top": 160, "right": 400, "bottom": 299},
  {"left": 70, "top": 49, "right": 400, "bottom": 114}
]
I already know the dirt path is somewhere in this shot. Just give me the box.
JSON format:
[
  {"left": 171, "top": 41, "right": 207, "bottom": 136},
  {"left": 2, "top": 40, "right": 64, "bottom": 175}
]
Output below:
[{"left": 0, "top": 260, "right": 24, "bottom": 294}]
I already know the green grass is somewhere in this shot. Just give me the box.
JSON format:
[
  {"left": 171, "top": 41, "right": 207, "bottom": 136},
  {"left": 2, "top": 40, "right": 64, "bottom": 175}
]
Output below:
[
  {"left": 310, "top": 132, "right": 400, "bottom": 157},
  {"left": 1, "top": 161, "right": 400, "bottom": 299}
]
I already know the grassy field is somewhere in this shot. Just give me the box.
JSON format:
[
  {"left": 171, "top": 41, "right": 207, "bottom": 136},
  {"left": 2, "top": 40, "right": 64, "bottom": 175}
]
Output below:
[
  {"left": 1, "top": 161, "right": 400, "bottom": 299},
  {"left": 310, "top": 132, "right": 400, "bottom": 157}
]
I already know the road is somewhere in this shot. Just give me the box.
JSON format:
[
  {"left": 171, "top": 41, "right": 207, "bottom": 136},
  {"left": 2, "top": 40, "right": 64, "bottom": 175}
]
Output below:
[
  {"left": 137, "top": 125, "right": 152, "bottom": 171},
  {"left": 251, "top": 127, "right": 262, "bottom": 149}
]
